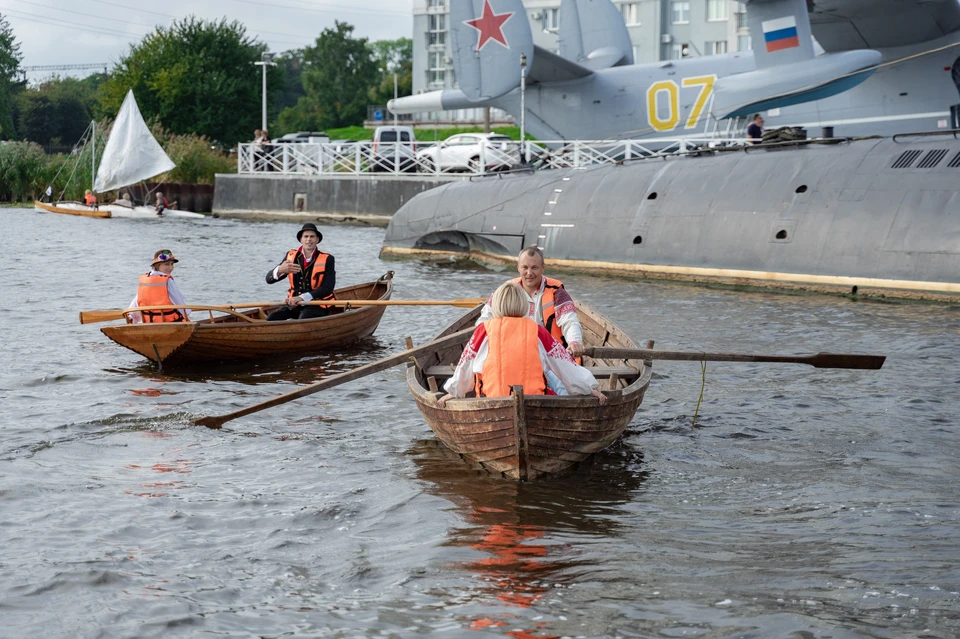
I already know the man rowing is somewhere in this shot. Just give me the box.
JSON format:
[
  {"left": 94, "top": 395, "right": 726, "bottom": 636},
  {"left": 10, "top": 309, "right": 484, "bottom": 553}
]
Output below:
[
  {"left": 476, "top": 245, "right": 584, "bottom": 359},
  {"left": 264, "top": 223, "right": 336, "bottom": 321}
]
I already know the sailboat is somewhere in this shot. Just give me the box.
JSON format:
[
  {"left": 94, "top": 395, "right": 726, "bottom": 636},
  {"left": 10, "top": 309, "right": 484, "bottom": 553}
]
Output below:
[{"left": 34, "top": 90, "right": 204, "bottom": 220}]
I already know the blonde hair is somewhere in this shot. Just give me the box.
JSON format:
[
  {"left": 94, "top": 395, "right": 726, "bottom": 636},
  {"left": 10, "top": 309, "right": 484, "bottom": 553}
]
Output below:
[{"left": 491, "top": 281, "right": 528, "bottom": 318}]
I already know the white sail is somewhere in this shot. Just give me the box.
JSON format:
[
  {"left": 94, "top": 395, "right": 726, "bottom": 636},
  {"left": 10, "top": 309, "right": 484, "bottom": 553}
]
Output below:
[{"left": 93, "top": 90, "right": 175, "bottom": 193}]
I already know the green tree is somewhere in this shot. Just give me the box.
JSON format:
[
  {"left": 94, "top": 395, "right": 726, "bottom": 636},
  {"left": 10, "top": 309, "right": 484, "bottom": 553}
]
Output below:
[
  {"left": 369, "top": 38, "right": 412, "bottom": 106},
  {"left": 276, "top": 22, "right": 377, "bottom": 132},
  {"left": 14, "top": 76, "right": 100, "bottom": 147},
  {"left": 98, "top": 17, "right": 267, "bottom": 147},
  {"left": 0, "top": 13, "right": 23, "bottom": 139}
]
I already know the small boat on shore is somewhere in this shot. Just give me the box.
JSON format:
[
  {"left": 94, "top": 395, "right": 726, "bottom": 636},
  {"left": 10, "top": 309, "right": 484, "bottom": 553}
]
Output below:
[
  {"left": 406, "top": 302, "right": 653, "bottom": 481},
  {"left": 99, "top": 273, "right": 394, "bottom": 367}
]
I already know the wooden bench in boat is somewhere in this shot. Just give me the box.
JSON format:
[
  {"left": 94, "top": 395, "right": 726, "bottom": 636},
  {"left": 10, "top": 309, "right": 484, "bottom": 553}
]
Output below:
[{"left": 423, "top": 364, "right": 641, "bottom": 381}]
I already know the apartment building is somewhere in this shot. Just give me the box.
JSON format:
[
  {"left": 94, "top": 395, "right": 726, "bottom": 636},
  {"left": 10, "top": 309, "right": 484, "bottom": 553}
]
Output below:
[{"left": 408, "top": 0, "right": 750, "bottom": 124}]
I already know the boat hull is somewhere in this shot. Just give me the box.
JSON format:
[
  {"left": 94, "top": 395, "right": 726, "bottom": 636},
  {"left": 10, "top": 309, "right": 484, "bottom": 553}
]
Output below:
[
  {"left": 100, "top": 275, "right": 393, "bottom": 366},
  {"left": 34, "top": 201, "right": 203, "bottom": 219},
  {"left": 407, "top": 302, "right": 652, "bottom": 480}
]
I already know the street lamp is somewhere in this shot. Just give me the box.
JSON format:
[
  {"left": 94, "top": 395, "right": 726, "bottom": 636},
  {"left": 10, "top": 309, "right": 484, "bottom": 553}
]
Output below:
[
  {"left": 253, "top": 52, "right": 277, "bottom": 132},
  {"left": 520, "top": 52, "right": 527, "bottom": 163}
]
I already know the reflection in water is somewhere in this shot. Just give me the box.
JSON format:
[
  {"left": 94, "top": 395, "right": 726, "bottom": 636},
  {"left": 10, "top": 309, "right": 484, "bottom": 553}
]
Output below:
[
  {"left": 409, "top": 439, "right": 649, "bottom": 637},
  {"left": 107, "top": 338, "right": 394, "bottom": 386}
]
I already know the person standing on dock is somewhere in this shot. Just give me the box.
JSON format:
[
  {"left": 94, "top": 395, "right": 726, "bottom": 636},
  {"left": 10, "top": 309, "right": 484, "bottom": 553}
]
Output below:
[
  {"left": 477, "top": 246, "right": 584, "bottom": 359},
  {"left": 265, "top": 223, "right": 337, "bottom": 321},
  {"left": 747, "top": 114, "right": 764, "bottom": 144},
  {"left": 127, "top": 250, "right": 191, "bottom": 324}
]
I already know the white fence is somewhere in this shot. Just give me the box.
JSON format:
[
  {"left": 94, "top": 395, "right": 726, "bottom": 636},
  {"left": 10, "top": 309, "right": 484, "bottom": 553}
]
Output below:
[{"left": 237, "top": 137, "right": 752, "bottom": 177}]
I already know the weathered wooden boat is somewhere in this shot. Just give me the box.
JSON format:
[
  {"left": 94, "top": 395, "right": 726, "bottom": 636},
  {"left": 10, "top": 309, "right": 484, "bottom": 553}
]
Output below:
[
  {"left": 407, "top": 302, "right": 653, "bottom": 481},
  {"left": 100, "top": 273, "right": 393, "bottom": 367}
]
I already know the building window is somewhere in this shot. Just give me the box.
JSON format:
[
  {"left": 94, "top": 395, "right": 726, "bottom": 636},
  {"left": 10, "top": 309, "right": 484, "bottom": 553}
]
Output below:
[
  {"left": 427, "top": 0, "right": 445, "bottom": 7},
  {"left": 428, "top": 51, "right": 445, "bottom": 86},
  {"left": 671, "top": 43, "right": 685, "bottom": 59},
  {"left": 707, "top": 0, "right": 728, "bottom": 21},
  {"left": 632, "top": 44, "right": 642, "bottom": 61},
  {"left": 620, "top": 2, "right": 640, "bottom": 25},
  {"left": 738, "top": 34, "right": 751, "bottom": 51},
  {"left": 736, "top": 10, "right": 748, "bottom": 30},
  {"left": 706, "top": 40, "right": 728, "bottom": 55},
  {"left": 428, "top": 13, "right": 446, "bottom": 47},
  {"left": 546, "top": 8, "right": 559, "bottom": 31},
  {"left": 671, "top": 1, "right": 690, "bottom": 24}
]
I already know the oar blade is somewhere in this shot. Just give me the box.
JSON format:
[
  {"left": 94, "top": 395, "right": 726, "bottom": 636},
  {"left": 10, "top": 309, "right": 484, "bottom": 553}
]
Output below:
[
  {"left": 811, "top": 353, "right": 886, "bottom": 370},
  {"left": 80, "top": 309, "right": 126, "bottom": 324},
  {"left": 194, "top": 416, "right": 225, "bottom": 429}
]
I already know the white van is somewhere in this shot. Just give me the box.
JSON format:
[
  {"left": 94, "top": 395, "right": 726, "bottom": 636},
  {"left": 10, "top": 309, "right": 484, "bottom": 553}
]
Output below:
[{"left": 372, "top": 126, "right": 417, "bottom": 172}]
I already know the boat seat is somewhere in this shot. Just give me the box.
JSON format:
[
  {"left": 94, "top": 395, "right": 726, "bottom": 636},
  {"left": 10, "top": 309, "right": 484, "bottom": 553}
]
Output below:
[{"left": 423, "top": 364, "right": 640, "bottom": 380}]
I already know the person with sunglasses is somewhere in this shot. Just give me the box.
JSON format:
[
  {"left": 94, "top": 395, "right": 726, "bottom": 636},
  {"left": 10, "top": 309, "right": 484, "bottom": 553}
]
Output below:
[{"left": 126, "top": 250, "right": 192, "bottom": 324}]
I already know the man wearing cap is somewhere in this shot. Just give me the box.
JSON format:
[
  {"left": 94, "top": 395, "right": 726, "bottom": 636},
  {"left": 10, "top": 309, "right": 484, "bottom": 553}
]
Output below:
[
  {"left": 265, "top": 223, "right": 336, "bottom": 321},
  {"left": 127, "top": 249, "right": 191, "bottom": 324}
]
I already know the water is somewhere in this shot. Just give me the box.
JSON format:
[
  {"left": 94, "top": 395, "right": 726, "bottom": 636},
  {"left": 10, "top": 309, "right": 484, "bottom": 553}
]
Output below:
[{"left": 2, "top": 207, "right": 958, "bottom": 638}]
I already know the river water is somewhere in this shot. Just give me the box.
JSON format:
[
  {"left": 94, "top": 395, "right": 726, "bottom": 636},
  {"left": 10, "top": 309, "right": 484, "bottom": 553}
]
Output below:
[{"left": 1, "top": 207, "right": 958, "bottom": 638}]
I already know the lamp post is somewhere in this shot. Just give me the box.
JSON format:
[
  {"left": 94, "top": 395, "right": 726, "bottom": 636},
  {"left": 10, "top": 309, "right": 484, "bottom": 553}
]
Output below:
[
  {"left": 253, "top": 52, "right": 277, "bottom": 132},
  {"left": 520, "top": 52, "right": 527, "bottom": 163}
]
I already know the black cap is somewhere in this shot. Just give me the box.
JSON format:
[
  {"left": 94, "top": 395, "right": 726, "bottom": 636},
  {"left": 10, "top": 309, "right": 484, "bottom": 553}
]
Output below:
[{"left": 297, "top": 223, "right": 323, "bottom": 242}]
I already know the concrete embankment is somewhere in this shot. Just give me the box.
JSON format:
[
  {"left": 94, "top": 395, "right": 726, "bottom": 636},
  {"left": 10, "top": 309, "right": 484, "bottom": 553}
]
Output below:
[{"left": 213, "top": 174, "right": 452, "bottom": 226}]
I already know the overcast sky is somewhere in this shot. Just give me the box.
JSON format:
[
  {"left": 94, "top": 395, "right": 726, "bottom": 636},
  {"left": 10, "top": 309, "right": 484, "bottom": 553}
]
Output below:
[{"left": 2, "top": 0, "right": 413, "bottom": 79}]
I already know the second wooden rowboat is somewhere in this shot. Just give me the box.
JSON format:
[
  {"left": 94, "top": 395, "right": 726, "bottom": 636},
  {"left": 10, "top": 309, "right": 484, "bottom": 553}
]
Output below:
[
  {"left": 406, "top": 301, "right": 653, "bottom": 481},
  {"left": 100, "top": 272, "right": 394, "bottom": 367}
]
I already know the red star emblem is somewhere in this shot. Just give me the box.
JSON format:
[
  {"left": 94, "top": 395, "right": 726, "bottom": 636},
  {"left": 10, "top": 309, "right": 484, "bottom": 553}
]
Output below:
[{"left": 464, "top": 0, "right": 513, "bottom": 51}]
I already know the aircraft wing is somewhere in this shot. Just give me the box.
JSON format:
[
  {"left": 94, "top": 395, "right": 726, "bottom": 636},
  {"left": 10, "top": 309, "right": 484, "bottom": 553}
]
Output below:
[
  {"left": 528, "top": 46, "right": 594, "bottom": 84},
  {"left": 747, "top": 0, "right": 960, "bottom": 50}
]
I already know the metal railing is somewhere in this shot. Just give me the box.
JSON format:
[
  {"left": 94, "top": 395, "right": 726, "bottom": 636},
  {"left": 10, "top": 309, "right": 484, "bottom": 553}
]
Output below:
[{"left": 237, "top": 137, "right": 753, "bottom": 177}]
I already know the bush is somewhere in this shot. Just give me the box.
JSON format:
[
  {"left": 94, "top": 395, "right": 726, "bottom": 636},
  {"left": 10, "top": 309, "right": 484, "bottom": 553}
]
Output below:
[
  {"left": 156, "top": 131, "right": 235, "bottom": 185},
  {"left": 0, "top": 141, "right": 48, "bottom": 202}
]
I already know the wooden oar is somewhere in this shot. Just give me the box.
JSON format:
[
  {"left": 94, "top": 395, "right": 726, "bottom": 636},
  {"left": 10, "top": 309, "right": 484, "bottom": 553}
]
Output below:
[
  {"left": 79, "top": 298, "right": 486, "bottom": 325},
  {"left": 193, "top": 327, "right": 475, "bottom": 429},
  {"left": 583, "top": 347, "right": 885, "bottom": 370}
]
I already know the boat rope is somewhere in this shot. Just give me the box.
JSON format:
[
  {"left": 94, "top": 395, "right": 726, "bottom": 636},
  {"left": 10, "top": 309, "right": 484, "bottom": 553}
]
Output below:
[
  {"left": 691, "top": 359, "right": 706, "bottom": 427},
  {"left": 54, "top": 121, "right": 95, "bottom": 202}
]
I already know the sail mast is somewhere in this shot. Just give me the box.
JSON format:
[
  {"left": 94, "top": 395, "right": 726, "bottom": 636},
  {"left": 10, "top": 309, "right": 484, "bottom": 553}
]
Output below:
[{"left": 91, "top": 120, "right": 96, "bottom": 193}]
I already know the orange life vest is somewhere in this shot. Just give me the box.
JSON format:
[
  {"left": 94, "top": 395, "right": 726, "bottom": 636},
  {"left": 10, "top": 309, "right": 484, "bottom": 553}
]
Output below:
[
  {"left": 285, "top": 248, "right": 336, "bottom": 308},
  {"left": 137, "top": 273, "right": 185, "bottom": 323},
  {"left": 512, "top": 276, "right": 566, "bottom": 346},
  {"left": 84, "top": 193, "right": 97, "bottom": 206},
  {"left": 476, "top": 317, "right": 546, "bottom": 398}
]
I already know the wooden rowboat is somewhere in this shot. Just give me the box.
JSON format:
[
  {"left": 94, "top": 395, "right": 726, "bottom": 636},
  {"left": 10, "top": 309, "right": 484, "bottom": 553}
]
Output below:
[
  {"left": 406, "top": 301, "right": 653, "bottom": 481},
  {"left": 100, "top": 273, "right": 393, "bottom": 367}
]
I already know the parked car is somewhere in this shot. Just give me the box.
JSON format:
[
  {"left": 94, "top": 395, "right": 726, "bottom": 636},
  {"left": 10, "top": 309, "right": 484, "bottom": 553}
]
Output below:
[
  {"left": 416, "top": 133, "right": 520, "bottom": 173},
  {"left": 272, "top": 131, "right": 330, "bottom": 144},
  {"left": 371, "top": 126, "right": 417, "bottom": 172}
]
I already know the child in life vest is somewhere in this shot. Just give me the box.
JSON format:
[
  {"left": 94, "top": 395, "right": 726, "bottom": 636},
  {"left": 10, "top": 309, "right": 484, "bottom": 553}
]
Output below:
[{"left": 437, "top": 282, "right": 606, "bottom": 407}]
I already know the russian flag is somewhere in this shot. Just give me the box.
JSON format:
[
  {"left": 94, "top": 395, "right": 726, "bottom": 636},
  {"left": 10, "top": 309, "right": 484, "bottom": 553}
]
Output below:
[{"left": 762, "top": 16, "right": 800, "bottom": 52}]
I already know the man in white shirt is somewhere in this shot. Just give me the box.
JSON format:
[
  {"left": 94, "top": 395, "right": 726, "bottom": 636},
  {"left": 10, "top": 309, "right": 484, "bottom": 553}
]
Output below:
[
  {"left": 477, "top": 246, "right": 584, "bottom": 358},
  {"left": 265, "top": 223, "right": 337, "bottom": 320}
]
